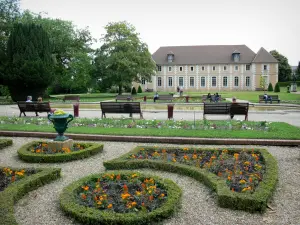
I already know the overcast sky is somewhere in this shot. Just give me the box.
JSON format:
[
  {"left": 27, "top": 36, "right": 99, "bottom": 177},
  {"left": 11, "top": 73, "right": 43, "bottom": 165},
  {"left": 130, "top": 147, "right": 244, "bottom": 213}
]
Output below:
[{"left": 21, "top": 0, "right": 300, "bottom": 65}]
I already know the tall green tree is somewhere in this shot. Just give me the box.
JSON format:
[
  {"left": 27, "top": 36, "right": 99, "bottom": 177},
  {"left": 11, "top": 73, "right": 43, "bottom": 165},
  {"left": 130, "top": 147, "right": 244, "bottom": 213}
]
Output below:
[
  {"left": 95, "top": 21, "right": 156, "bottom": 94},
  {"left": 4, "top": 23, "right": 55, "bottom": 101},
  {"left": 270, "top": 50, "right": 292, "bottom": 82},
  {"left": 295, "top": 61, "right": 300, "bottom": 80}
]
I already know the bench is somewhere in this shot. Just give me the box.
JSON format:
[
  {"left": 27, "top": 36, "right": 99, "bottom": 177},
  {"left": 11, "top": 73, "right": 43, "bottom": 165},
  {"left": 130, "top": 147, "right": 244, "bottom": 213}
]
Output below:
[
  {"left": 203, "top": 103, "right": 249, "bottom": 120},
  {"left": 258, "top": 95, "right": 280, "bottom": 103},
  {"left": 155, "top": 95, "right": 173, "bottom": 102},
  {"left": 100, "top": 102, "right": 143, "bottom": 119},
  {"left": 115, "top": 95, "right": 133, "bottom": 102},
  {"left": 145, "top": 88, "right": 154, "bottom": 92},
  {"left": 17, "top": 102, "right": 52, "bottom": 117},
  {"left": 202, "top": 95, "right": 222, "bottom": 102},
  {"left": 63, "top": 95, "right": 80, "bottom": 102}
]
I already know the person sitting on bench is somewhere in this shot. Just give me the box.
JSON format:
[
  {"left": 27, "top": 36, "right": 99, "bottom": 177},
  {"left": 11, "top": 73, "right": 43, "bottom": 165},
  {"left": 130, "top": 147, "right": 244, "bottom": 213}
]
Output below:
[
  {"left": 230, "top": 97, "right": 237, "bottom": 119},
  {"left": 26, "top": 96, "right": 32, "bottom": 102},
  {"left": 263, "top": 93, "right": 272, "bottom": 104},
  {"left": 207, "top": 93, "right": 212, "bottom": 102},
  {"left": 153, "top": 92, "right": 159, "bottom": 102}
]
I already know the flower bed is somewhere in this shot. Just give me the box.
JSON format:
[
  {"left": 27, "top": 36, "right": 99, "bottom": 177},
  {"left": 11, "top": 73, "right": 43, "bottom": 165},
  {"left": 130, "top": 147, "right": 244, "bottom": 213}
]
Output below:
[
  {"left": 104, "top": 146, "right": 278, "bottom": 212},
  {"left": 60, "top": 171, "right": 181, "bottom": 225},
  {"left": 18, "top": 141, "right": 103, "bottom": 163},
  {"left": 0, "top": 167, "right": 61, "bottom": 225},
  {"left": 0, "top": 139, "right": 13, "bottom": 150}
]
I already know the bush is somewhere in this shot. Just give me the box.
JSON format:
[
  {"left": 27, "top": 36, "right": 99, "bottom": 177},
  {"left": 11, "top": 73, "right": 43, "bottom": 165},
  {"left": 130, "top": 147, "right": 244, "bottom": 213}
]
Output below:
[
  {"left": 267, "top": 83, "right": 273, "bottom": 92},
  {"left": 0, "top": 139, "right": 13, "bottom": 150},
  {"left": 274, "top": 83, "right": 280, "bottom": 92},
  {"left": 131, "top": 87, "right": 137, "bottom": 95},
  {"left": 137, "top": 85, "right": 142, "bottom": 93}
]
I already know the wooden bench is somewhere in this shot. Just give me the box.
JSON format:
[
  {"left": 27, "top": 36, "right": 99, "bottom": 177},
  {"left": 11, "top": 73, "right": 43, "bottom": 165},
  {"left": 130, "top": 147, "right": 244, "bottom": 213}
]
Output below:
[
  {"left": 203, "top": 103, "right": 249, "bottom": 120},
  {"left": 258, "top": 95, "right": 280, "bottom": 103},
  {"left": 145, "top": 88, "right": 154, "bottom": 92},
  {"left": 155, "top": 95, "right": 173, "bottom": 102},
  {"left": 100, "top": 102, "right": 143, "bottom": 119},
  {"left": 115, "top": 95, "right": 133, "bottom": 102},
  {"left": 17, "top": 102, "right": 52, "bottom": 117},
  {"left": 63, "top": 95, "right": 80, "bottom": 102}
]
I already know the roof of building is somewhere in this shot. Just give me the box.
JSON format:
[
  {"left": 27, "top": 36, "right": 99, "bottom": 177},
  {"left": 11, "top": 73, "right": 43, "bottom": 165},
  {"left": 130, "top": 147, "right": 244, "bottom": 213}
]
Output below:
[{"left": 152, "top": 45, "right": 277, "bottom": 65}]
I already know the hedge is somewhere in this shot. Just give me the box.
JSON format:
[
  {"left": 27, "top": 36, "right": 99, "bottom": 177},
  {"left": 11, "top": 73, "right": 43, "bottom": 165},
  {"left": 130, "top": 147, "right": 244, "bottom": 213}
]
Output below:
[
  {"left": 0, "top": 139, "right": 13, "bottom": 150},
  {"left": 0, "top": 167, "right": 61, "bottom": 225},
  {"left": 104, "top": 146, "right": 278, "bottom": 213},
  {"left": 18, "top": 141, "right": 103, "bottom": 163},
  {"left": 60, "top": 171, "right": 182, "bottom": 225}
]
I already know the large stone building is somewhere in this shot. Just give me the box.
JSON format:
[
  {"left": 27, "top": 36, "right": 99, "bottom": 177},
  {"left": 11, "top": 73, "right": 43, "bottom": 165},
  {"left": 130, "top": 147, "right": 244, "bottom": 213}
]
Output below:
[{"left": 139, "top": 45, "right": 278, "bottom": 92}]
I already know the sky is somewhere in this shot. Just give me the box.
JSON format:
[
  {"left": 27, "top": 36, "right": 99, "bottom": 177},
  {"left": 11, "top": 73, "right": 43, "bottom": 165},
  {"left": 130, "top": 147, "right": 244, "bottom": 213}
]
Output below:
[{"left": 20, "top": 0, "right": 300, "bottom": 65}]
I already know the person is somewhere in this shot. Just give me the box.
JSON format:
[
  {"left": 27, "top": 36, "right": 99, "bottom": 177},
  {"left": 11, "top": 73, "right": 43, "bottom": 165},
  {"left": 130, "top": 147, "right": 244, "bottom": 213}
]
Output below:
[
  {"left": 263, "top": 93, "right": 272, "bottom": 104},
  {"left": 177, "top": 86, "right": 180, "bottom": 93},
  {"left": 26, "top": 96, "right": 32, "bottom": 102},
  {"left": 215, "top": 93, "right": 220, "bottom": 102},
  {"left": 179, "top": 87, "right": 183, "bottom": 96},
  {"left": 153, "top": 92, "right": 159, "bottom": 102},
  {"left": 230, "top": 97, "right": 237, "bottom": 119},
  {"left": 37, "top": 96, "right": 43, "bottom": 102},
  {"left": 207, "top": 93, "right": 211, "bottom": 102}
]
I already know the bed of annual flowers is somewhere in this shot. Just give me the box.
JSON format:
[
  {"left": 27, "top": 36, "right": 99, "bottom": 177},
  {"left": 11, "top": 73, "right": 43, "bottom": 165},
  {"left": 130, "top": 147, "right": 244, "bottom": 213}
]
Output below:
[
  {"left": 77, "top": 173, "right": 168, "bottom": 213},
  {"left": 128, "top": 147, "right": 265, "bottom": 193},
  {"left": 30, "top": 142, "right": 91, "bottom": 154},
  {"left": 0, "top": 167, "right": 37, "bottom": 192}
]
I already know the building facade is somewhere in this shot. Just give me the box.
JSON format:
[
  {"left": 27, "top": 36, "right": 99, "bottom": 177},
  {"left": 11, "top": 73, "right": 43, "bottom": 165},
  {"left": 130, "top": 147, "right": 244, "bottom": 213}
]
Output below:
[{"left": 137, "top": 45, "right": 278, "bottom": 92}]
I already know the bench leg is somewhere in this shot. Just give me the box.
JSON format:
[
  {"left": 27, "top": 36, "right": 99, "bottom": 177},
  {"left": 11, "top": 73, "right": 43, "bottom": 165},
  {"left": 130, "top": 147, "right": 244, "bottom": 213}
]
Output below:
[
  {"left": 35, "top": 112, "right": 39, "bottom": 116},
  {"left": 245, "top": 114, "right": 248, "bottom": 121},
  {"left": 129, "top": 112, "right": 132, "bottom": 117},
  {"left": 140, "top": 113, "right": 144, "bottom": 119},
  {"left": 101, "top": 113, "right": 106, "bottom": 119}
]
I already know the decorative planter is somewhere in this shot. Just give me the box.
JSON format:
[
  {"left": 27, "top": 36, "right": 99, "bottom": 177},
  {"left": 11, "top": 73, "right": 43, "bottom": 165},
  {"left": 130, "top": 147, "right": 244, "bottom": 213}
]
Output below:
[{"left": 48, "top": 114, "right": 74, "bottom": 141}]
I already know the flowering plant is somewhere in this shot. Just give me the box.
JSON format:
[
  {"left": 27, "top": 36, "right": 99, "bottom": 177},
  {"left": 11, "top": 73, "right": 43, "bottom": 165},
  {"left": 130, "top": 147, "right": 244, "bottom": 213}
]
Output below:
[{"left": 30, "top": 142, "right": 90, "bottom": 154}]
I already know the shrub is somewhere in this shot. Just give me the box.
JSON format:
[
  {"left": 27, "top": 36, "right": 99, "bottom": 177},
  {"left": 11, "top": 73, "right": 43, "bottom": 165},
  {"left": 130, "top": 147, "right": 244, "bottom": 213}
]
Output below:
[
  {"left": 0, "top": 139, "right": 13, "bottom": 150},
  {"left": 131, "top": 87, "right": 137, "bottom": 95},
  {"left": 274, "top": 82, "right": 280, "bottom": 92},
  {"left": 137, "top": 85, "right": 142, "bottom": 93},
  {"left": 267, "top": 83, "right": 273, "bottom": 92}
]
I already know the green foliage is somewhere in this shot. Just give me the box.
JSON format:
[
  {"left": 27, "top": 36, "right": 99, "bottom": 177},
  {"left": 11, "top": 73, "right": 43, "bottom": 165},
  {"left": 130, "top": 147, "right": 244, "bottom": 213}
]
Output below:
[
  {"left": 274, "top": 82, "right": 280, "bottom": 92},
  {"left": 270, "top": 50, "right": 292, "bottom": 82},
  {"left": 267, "top": 83, "right": 273, "bottom": 92},
  {"left": 18, "top": 141, "right": 103, "bottom": 163},
  {"left": 137, "top": 85, "right": 142, "bottom": 93},
  {"left": 0, "top": 139, "right": 12, "bottom": 149},
  {"left": 0, "top": 85, "right": 10, "bottom": 97},
  {"left": 104, "top": 146, "right": 278, "bottom": 212},
  {"left": 131, "top": 86, "right": 137, "bottom": 95},
  {"left": 60, "top": 171, "right": 181, "bottom": 225},
  {"left": 296, "top": 61, "right": 300, "bottom": 80},
  {"left": 259, "top": 75, "right": 267, "bottom": 90},
  {"left": 0, "top": 167, "right": 61, "bottom": 225}
]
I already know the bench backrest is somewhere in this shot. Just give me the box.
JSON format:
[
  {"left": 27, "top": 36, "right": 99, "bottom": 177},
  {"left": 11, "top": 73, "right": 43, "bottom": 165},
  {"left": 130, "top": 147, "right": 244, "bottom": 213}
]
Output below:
[
  {"left": 116, "top": 95, "right": 133, "bottom": 100},
  {"left": 17, "top": 102, "right": 51, "bottom": 112},
  {"left": 259, "top": 95, "right": 279, "bottom": 100},
  {"left": 63, "top": 95, "right": 80, "bottom": 102},
  {"left": 230, "top": 103, "right": 249, "bottom": 115},
  {"left": 158, "top": 95, "right": 173, "bottom": 100},
  {"left": 100, "top": 102, "right": 141, "bottom": 113},
  {"left": 204, "top": 103, "right": 230, "bottom": 114}
]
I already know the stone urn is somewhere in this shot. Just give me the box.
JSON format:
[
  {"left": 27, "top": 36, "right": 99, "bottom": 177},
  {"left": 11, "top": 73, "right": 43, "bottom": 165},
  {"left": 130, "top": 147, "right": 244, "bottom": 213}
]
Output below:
[{"left": 48, "top": 113, "right": 74, "bottom": 141}]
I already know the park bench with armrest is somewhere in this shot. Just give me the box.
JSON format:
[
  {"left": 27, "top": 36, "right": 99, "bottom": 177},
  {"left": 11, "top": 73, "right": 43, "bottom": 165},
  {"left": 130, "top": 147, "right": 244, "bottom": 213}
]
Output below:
[
  {"left": 63, "top": 95, "right": 80, "bottom": 102},
  {"left": 115, "top": 95, "right": 133, "bottom": 102},
  {"left": 17, "top": 101, "right": 52, "bottom": 117},
  {"left": 155, "top": 95, "right": 173, "bottom": 102},
  {"left": 258, "top": 95, "right": 280, "bottom": 103},
  {"left": 203, "top": 102, "right": 249, "bottom": 120},
  {"left": 100, "top": 102, "right": 143, "bottom": 119}
]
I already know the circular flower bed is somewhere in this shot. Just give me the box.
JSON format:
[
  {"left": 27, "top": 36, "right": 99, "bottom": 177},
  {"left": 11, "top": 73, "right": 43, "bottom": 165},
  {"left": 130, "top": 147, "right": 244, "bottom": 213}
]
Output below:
[
  {"left": 18, "top": 141, "right": 103, "bottom": 163},
  {"left": 60, "top": 171, "right": 181, "bottom": 225}
]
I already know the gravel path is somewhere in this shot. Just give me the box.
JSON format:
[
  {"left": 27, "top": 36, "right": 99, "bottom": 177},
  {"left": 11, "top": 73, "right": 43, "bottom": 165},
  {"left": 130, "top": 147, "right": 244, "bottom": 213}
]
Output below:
[{"left": 0, "top": 137, "right": 299, "bottom": 225}]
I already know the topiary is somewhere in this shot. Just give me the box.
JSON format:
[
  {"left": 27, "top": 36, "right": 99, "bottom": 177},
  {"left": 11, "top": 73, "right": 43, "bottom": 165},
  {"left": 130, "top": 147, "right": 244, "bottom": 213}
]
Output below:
[
  {"left": 274, "top": 82, "right": 280, "bottom": 92},
  {"left": 131, "top": 86, "right": 137, "bottom": 95},
  {"left": 137, "top": 85, "right": 142, "bottom": 93},
  {"left": 267, "top": 83, "right": 273, "bottom": 92}
]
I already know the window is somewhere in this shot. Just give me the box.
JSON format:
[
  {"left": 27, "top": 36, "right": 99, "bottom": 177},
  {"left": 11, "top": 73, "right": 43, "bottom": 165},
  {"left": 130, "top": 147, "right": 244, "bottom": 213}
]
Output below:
[
  {"left": 212, "top": 77, "right": 217, "bottom": 87},
  {"left": 179, "top": 77, "right": 184, "bottom": 86},
  {"left": 234, "top": 76, "right": 239, "bottom": 86},
  {"left": 157, "top": 65, "right": 161, "bottom": 71},
  {"left": 168, "top": 77, "right": 173, "bottom": 87},
  {"left": 202, "top": 66, "right": 205, "bottom": 71},
  {"left": 223, "top": 77, "right": 228, "bottom": 87},
  {"left": 246, "top": 76, "right": 250, "bottom": 87},
  {"left": 264, "top": 65, "right": 267, "bottom": 70},
  {"left": 246, "top": 65, "right": 250, "bottom": 71},
  {"left": 235, "top": 65, "right": 239, "bottom": 71},
  {"left": 223, "top": 66, "right": 227, "bottom": 71},
  {"left": 141, "top": 78, "right": 145, "bottom": 85},
  {"left": 201, "top": 77, "right": 205, "bottom": 87},
  {"left": 167, "top": 54, "right": 173, "bottom": 63},
  {"left": 157, "top": 77, "right": 162, "bottom": 86},
  {"left": 179, "top": 66, "right": 183, "bottom": 72},
  {"left": 233, "top": 54, "right": 240, "bottom": 62},
  {"left": 190, "top": 66, "right": 194, "bottom": 72},
  {"left": 213, "top": 66, "right": 216, "bottom": 71},
  {"left": 168, "top": 66, "right": 172, "bottom": 72},
  {"left": 190, "top": 77, "right": 195, "bottom": 87}
]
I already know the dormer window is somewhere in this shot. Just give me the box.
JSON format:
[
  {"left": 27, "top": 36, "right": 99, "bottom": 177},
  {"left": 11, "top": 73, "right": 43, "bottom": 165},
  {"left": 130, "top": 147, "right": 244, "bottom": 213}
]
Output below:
[
  {"left": 167, "top": 51, "right": 174, "bottom": 63},
  {"left": 232, "top": 50, "right": 240, "bottom": 62}
]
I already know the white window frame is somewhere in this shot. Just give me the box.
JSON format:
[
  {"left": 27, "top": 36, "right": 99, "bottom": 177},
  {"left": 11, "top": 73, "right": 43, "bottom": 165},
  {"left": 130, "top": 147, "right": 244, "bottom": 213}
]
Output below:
[
  {"left": 246, "top": 65, "right": 250, "bottom": 71},
  {"left": 201, "top": 77, "right": 206, "bottom": 87},
  {"left": 179, "top": 66, "right": 183, "bottom": 72},
  {"left": 234, "top": 65, "right": 239, "bottom": 71},
  {"left": 168, "top": 66, "right": 172, "bottom": 72},
  {"left": 141, "top": 78, "right": 145, "bottom": 85},
  {"left": 245, "top": 76, "right": 250, "bottom": 87},
  {"left": 263, "top": 65, "right": 268, "bottom": 70},
  {"left": 157, "top": 77, "right": 162, "bottom": 86},
  {"left": 202, "top": 66, "right": 205, "bottom": 71},
  {"left": 189, "top": 77, "right": 195, "bottom": 87},
  {"left": 211, "top": 76, "right": 217, "bottom": 87},
  {"left": 223, "top": 76, "right": 228, "bottom": 87},
  {"left": 157, "top": 65, "right": 161, "bottom": 71},
  {"left": 178, "top": 77, "right": 184, "bottom": 87},
  {"left": 168, "top": 77, "right": 173, "bottom": 87},
  {"left": 190, "top": 66, "right": 194, "bottom": 72},
  {"left": 234, "top": 76, "right": 239, "bottom": 87}
]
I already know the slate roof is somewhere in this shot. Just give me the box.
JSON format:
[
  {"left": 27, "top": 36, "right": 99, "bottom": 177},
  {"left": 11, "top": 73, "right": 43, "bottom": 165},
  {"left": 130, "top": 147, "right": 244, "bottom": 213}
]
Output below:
[{"left": 252, "top": 47, "right": 278, "bottom": 63}]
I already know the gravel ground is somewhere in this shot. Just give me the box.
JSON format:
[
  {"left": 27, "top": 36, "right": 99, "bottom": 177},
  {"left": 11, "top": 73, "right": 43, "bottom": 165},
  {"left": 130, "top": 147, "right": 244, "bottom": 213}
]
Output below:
[{"left": 0, "top": 137, "right": 299, "bottom": 225}]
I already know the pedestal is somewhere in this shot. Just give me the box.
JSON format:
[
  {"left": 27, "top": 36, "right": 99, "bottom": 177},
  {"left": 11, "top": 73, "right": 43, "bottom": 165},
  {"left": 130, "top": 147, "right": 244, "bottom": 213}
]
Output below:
[
  {"left": 48, "top": 139, "right": 74, "bottom": 151},
  {"left": 291, "top": 83, "right": 297, "bottom": 92}
]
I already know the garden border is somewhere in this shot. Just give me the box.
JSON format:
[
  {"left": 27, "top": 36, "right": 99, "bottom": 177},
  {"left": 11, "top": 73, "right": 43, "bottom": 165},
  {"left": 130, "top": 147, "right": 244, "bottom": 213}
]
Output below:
[
  {"left": 60, "top": 171, "right": 182, "bottom": 225},
  {"left": 0, "top": 139, "right": 13, "bottom": 150},
  {"left": 17, "top": 141, "right": 104, "bottom": 163},
  {"left": 0, "top": 167, "right": 61, "bottom": 225},
  {"left": 103, "top": 146, "right": 278, "bottom": 213}
]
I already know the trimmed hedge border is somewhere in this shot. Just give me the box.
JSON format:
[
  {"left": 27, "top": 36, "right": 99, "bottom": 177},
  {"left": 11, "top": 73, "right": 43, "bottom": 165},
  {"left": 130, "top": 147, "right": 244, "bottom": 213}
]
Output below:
[
  {"left": 18, "top": 141, "right": 104, "bottom": 163},
  {"left": 104, "top": 146, "right": 278, "bottom": 213},
  {"left": 0, "top": 167, "right": 61, "bottom": 225},
  {"left": 60, "top": 171, "right": 182, "bottom": 225},
  {"left": 0, "top": 139, "right": 13, "bottom": 150}
]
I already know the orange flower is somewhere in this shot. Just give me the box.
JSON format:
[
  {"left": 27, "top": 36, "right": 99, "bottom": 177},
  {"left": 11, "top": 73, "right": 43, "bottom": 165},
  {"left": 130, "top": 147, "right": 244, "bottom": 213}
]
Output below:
[
  {"left": 107, "top": 204, "right": 113, "bottom": 209},
  {"left": 172, "top": 158, "right": 176, "bottom": 162},
  {"left": 183, "top": 147, "right": 189, "bottom": 151},
  {"left": 142, "top": 202, "right": 145, "bottom": 207},
  {"left": 123, "top": 184, "right": 128, "bottom": 193},
  {"left": 121, "top": 193, "right": 131, "bottom": 200},
  {"left": 116, "top": 174, "right": 121, "bottom": 180},
  {"left": 82, "top": 186, "right": 89, "bottom": 191},
  {"left": 162, "top": 149, "right": 166, "bottom": 153},
  {"left": 192, "top": 154, "right": 197, "bottom": 159},
  {"left": 159, "top": 193, "right": 165, "bottom": 198},
  {"left": 217, "top": 172, "right": 222, "bottom": 177},
  {"left": 227, "top": 176, "right": 231, "bottom": 180},
  {"left": 131, "top": 201, "right": 137, "bottom": 207},
  {"left": 11, "top": 176, "right": 15, "bottom": 182},
  {"left": 249, "top": 177, "right": 253, "bottom": 183},
  {"left": 149, "top": 195, "right": 154, "bottom": 201},
  {"left": 36, "top": 149, "right": 41, "bottom": 153},
  {"left": 183, "top": 154, "right": 189, "bottom": 160},
  {"left": 234, "top": 153, "right": 239, "bottom": 160},
  {"left": 81, "top": 193, "right": 87, "bottom": 200}
]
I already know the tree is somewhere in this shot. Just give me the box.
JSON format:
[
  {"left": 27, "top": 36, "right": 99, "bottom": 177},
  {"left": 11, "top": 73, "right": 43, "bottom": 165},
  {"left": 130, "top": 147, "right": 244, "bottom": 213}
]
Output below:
[
  {"left": 270, "top": 50, "right": 292, "bottom": 82},
  {"left": 259, "top": 75, "right": 267, "bottom": 91},
  {"left": 131, "top": 86, "right": 137, "bottom": 95},
  {"left": 4, "top": 23, "right": 55, "bottom": 101},
  {"left": 267, "top": 83, "right": 273, "bottom": 92},
  {"left": 296, "top": 61, "right": 300, "bottom": 80},
  {"left": 95, "top": 21, "right": 156, "bottom": 94},
  {"left": 274, "top": 82, "right": 280, "bottom": 92},
  {"left": 137, "top": 85, "right": 142, "bottom": 93}
]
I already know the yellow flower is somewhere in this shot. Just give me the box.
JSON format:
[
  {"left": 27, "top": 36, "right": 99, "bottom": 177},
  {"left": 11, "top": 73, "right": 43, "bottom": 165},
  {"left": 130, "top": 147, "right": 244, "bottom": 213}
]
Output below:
[
  {"left": 183, "top": 147, "right": 189, "bottom": 151},
  {"left": 82, "top": 186, "right": 89, "bottom": 191},
  {"left": 192, "top": 154, "right": 197, "bottom": 159},
  {"left": 107, "top": 204, "right": 113, "bottom": 209},
  {"left": 183, "top": 154, "right": 189, "bottom": 160},
  {"left": 239, "top": 179, "right": 246, "bottom": 184},
  {"left": 15, "top": 171, "right": 24, "bottom": 176},
  {"left": 131, "top": 173, "right": 138, "bottom": 178},
  {"left": 172, "top": 158, "right": 176, "bottom": 162},
  {"left": 121, "top": 193, "right": 131, "bottom": 200},
  {"left": 242, "top": 187, "right": 251, "bottom": 192},
  {"left": 244, "top": 161, "right": 250, "bottom": 165},
  {"left": 135, "top": 191, "right": 141, "bottom": 196}
]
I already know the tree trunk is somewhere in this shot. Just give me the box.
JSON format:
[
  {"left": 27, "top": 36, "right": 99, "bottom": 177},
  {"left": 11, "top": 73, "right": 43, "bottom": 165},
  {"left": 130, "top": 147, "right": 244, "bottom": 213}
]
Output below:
[{"left": 118, "top": 84, "right": 122, "bottom": 95}]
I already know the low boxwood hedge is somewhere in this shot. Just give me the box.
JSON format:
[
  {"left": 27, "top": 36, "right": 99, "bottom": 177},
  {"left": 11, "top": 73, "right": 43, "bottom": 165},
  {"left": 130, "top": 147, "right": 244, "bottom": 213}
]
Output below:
[
  {"left": 60, "top": 171, "right": 182, "bottom": 225},
  {"left": 18, "top": 141, "right": 103, "bottom": 163},
  {"left": 0, "top": 167, "right": 61, "bottom": 225},
  {"left": 104, "top": 146, "right": 278, "bottom": 213},
  {"left": 0, "top": 139, "right": 13, "bottom": 150}
]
